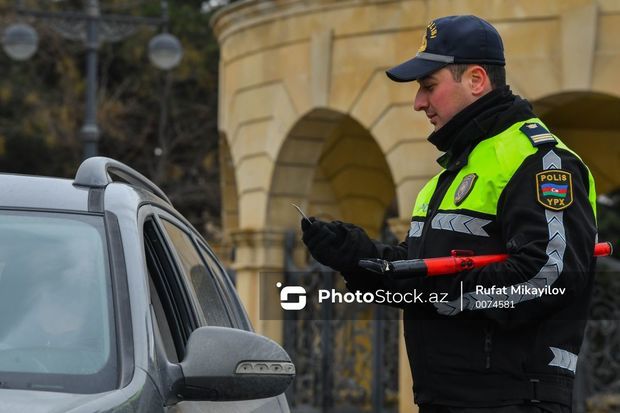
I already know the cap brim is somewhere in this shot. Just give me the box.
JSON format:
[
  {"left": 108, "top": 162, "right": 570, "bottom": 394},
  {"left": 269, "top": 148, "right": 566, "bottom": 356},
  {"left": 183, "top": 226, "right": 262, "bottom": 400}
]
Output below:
[{"left": 386, "top": 56, "right": 447, "bottom": 82}]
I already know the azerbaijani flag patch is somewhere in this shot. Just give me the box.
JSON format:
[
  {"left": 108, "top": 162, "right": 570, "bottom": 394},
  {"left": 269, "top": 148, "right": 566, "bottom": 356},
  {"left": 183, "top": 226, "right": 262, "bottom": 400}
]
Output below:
[{"left": 536, "top": 169, "right": 573, "bottom": 210}]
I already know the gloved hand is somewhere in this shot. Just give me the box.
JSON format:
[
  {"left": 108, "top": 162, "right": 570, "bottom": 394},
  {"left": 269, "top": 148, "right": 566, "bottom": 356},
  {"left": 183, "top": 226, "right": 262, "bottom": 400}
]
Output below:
[
  {"left": 356, "top": 257, "right": 426, "bottom": 293},
  {"left": 301, "top": 217, "right": 346, "bottom": 270},
  {"left": 301, "top": 217, "right": 376, "bottom": 272},
  {"left": 359, "top": 258, "right": 428, "bottom": 277}
]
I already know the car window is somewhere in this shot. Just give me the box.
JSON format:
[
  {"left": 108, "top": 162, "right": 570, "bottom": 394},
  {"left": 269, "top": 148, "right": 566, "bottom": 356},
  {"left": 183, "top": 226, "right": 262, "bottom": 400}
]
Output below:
[
  {"left": 159, "top": 219, "right": 234, "bottom": 328},
  {"left": 0, "top": 210, "right": 117, "bottom": 394},
  {"left": 148, "top": 275, "right": 179, "bottom": 363},
  {"left": 144, "top": 218, "right": 197, "bottom": 361},
  {"left": 196, "top": 241, "right": 252, "bottom": 331},
  {"left": 142, "top": 211, "right": 289, "bottom": 413}
]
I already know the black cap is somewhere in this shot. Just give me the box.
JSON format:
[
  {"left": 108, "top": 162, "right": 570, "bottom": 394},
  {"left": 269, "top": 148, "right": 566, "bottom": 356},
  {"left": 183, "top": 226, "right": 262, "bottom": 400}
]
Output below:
[{"left": 386, "top": 15, "right": 505, "bottom": 82}]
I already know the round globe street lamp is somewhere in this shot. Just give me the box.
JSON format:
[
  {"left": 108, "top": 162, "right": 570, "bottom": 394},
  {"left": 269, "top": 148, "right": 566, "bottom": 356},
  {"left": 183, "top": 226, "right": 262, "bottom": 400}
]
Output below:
[
  {"left": 149, "top": 33, "right": 183, "bottom": 70},
  {"left": 1, "top": 0, "right": 183, "bottom": 160},
  {"left": 2, "top": 23, "right": 38, "bottom": 61}
]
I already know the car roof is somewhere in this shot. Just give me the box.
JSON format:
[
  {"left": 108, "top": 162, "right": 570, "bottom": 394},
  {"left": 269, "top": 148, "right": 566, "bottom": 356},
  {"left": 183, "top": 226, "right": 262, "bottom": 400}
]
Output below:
[
  {"left": 0, "top": 173, "right": 91, "bottom": 211},
  {"left": 0, "top": 157, "right": 172, "bottom": 213}
]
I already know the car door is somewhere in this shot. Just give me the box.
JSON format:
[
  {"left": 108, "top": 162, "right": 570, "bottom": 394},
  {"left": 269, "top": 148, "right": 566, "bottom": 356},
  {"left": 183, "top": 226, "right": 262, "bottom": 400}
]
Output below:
[{"left": 141, "top": 206, "right": 290, "bottom": 413}]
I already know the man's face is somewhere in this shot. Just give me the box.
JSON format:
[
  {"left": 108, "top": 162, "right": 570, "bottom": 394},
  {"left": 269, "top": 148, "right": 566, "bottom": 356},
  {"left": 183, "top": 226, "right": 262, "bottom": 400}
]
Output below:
[{"left": 414, "top": 67, "right": 477, "bottom": 131}]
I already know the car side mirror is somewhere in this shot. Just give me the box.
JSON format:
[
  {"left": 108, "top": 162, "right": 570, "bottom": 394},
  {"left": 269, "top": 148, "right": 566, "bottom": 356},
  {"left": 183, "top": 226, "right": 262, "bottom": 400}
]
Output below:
[{"left": 175, "top": 326, "right": 295, "bottom": 401}]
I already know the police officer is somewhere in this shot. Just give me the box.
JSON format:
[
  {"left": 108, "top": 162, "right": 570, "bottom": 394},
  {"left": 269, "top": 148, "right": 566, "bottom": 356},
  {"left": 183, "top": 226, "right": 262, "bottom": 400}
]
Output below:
[{"left": 301, "top": 15, "right": 597, "bottom": 413}]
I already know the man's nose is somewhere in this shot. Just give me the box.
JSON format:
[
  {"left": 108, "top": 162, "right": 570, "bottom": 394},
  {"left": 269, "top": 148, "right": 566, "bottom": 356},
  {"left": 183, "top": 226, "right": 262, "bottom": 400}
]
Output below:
[{"left": 413, "top": 89, "right": 427, "bottom": 112}]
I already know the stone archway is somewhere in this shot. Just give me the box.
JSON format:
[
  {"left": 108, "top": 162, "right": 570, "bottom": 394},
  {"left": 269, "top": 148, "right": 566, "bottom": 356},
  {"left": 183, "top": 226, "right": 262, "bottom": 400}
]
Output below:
[
  {"left": 271, "top": 108, "right": 400, "bottom": 412},
  {"left": 219, "top": 133, "right": 239, "bottom": 236},
  {"left": 267, "top": 108, "right": 397, "bottom": 238},
  {"left": 217, "top": 133, "right": 239, "bottom": 267},
  {"left": 534, "top": 92, "right": 620, "bottom": 195}
]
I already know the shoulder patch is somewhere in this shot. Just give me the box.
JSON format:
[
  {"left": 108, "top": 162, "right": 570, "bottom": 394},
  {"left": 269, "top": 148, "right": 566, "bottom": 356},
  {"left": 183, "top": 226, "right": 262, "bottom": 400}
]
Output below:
[
  {"left": 536, "top": 169, "right": 573, "bottom": 210},
  {"left": 520, "top": 123, "right": 557, "bottom": 147}
]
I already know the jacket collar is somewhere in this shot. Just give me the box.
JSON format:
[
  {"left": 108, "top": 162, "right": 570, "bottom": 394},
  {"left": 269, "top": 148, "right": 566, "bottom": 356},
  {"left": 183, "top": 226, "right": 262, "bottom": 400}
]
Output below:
[{"left": 428, "top": 86, "right": 536, "bottom": 171}]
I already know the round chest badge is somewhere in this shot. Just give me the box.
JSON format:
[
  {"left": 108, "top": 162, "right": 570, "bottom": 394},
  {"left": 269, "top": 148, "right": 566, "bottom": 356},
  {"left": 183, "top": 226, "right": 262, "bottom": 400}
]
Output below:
[{"left": 454, "top": 173, "right": 478, "bottom": 206}]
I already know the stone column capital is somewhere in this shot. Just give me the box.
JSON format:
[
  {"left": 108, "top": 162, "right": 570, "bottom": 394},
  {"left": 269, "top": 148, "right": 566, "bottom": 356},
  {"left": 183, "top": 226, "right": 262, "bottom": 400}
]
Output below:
[{"left": 229, "top": 228, "right": 289, "bottom": 272}]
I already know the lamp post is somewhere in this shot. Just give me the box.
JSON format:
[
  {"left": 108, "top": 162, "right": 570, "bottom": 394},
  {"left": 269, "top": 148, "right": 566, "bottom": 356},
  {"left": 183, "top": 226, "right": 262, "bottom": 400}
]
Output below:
[{"left": 1, "top": 0, "right": 183, "bottom": 160}]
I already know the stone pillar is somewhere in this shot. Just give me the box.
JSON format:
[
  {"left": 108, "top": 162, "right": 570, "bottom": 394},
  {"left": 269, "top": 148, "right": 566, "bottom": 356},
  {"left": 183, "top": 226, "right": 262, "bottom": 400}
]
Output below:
[
  {"left": 230, "top": 228, "right": 286, "bottom": 343},
  {"left": 388, "top": 218, "right": 418, "bottom": 413},
  {"left": 587, "top": 394, "right": 620, "bottom": 413}
]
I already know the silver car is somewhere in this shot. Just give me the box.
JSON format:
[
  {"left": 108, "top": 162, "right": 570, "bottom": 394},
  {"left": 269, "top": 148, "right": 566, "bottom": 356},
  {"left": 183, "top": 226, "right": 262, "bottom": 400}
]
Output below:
[{"left": 0, "top": 157, "right": 294, "bottom": 412}]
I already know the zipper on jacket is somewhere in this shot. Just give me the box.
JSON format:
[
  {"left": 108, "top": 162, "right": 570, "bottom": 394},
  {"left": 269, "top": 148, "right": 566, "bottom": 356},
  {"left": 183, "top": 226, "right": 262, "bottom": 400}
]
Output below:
[
  {"left": 484, "top": 325, "right": 494, "bottom": 369},
  {"left": 419, "top": 170, "right": 458, "bottom": 257}
]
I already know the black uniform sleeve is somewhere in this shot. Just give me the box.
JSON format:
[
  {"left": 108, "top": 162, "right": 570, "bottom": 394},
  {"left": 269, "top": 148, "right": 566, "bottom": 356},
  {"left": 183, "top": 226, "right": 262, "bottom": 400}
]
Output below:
[{"left": 387, "top": 147, "right": 597, "bottom": 327}]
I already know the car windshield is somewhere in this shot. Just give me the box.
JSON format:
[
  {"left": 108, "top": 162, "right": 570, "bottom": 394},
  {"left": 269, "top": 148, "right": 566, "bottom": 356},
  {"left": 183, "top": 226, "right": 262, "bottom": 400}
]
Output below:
[{"left": 0, "top": 210, "right": 117, "bottom": 393}]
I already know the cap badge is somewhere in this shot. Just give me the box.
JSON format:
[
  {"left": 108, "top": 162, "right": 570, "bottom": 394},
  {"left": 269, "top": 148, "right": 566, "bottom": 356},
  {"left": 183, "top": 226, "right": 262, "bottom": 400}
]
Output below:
[
  {"left": 418, "top": 32, "right": 427, "bottom": 53},
  {"left": 418, "top": 21, "right": 438, "bottom": 53},
  {"left": 428, "top": 21, "right": 438, "bottom": 38},
  {"left": 454, "top": 173, "right": 478, "bottom": 206}
]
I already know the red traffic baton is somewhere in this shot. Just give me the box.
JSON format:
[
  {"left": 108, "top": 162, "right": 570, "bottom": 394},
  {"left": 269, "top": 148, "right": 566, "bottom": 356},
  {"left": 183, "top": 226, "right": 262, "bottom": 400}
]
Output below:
[
  {"left": 594, "top": 241, "right": 613, "bottom": 257},
  {"left": 358, "top": 242, "right": 613, "bottom": 278}
]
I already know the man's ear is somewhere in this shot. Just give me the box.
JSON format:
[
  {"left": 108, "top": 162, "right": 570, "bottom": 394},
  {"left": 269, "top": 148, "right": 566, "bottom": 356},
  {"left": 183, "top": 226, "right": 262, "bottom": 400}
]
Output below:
[{"left": 467, "top": 65, "right": 492, "bottom": 96}]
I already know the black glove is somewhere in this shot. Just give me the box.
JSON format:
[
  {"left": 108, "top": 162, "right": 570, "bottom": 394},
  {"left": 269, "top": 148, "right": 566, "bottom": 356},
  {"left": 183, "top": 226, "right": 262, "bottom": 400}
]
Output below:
[
  {"left": 359, "top": 258, "right": 428, "bottom": 277},
  {"left": 301, "top": 217, "right": 346, "bottom": 269},
  {"left": 301, "top": 218, "right": 377, "bottom": 272},
  {"left": 357, "top": 258, "right": 427, "bottom": 295}
]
